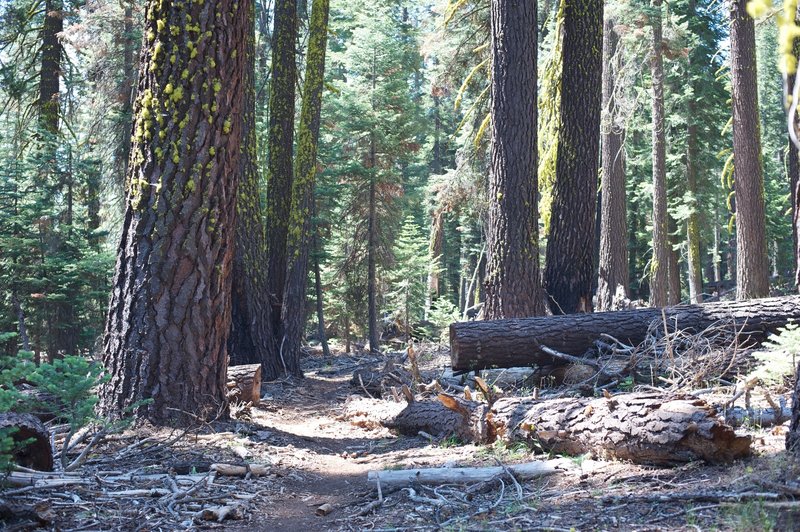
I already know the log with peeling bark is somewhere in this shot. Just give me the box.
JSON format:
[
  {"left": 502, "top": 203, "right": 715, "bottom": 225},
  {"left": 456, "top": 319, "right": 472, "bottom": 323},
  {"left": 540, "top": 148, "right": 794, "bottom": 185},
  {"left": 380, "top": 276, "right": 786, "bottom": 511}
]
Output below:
[
  {"left": 383, "top": 393, "right": 751, "bottom": 465},
  {"left": 0, "top": 413, "right": 53, "bottom": 471},
  {"left": 450, "top": 295, "right": 800, "bottom": 370},
  {"left": 226, "top": 364, "right": 262, "bottom": 405},
  {"left": 367, "top": 459, "right": 572, "bottom": 486}
]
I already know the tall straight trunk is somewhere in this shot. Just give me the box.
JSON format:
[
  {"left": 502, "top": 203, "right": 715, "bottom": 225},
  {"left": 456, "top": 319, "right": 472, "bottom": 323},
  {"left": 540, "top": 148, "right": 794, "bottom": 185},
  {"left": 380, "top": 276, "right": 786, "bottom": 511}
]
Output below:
[
  {"left": 789, "top": 141, "right": 799, "bottom": 286},
  {"left": 425, "top": 210, "right": 445, "bottom": 316},
  {"left": 313, "top": 231, "right": 331, "bottom": 358},
  {"left": 38, "top": 0, "right": 63, "bottom": 135},
  {"left": 265, "top": 0, "right": 297, "bottom": 326},
  {"left": 686, "top": 103, "right": 704, "bottom": 303},
  {"left": 730, "top": 0, "right": 769, "bottom": 299},
  {"left": 543, "top": 0, "right": 603, "bottom": 315},
  {"left": 668, "top": 218, "right": 682, "bottom": 305},
  {"left": 650, "top": 0, "right": 670, "bottom": 307},
  {"left": 229, "top": 1, "right": 279, "bottom": 377},
  {"left": 367, "top": 171, "right": 380, "bottom": 352},
  {"left": 485, "top": 0, "right": 546, "bottom": 319},
  {"left": 282, "top": 0, "right": 330, "bottom": 372},
  {"left": 596, "top": 17, "right": 629, "bottom": 312},
  {"left": 100, "top": 0, "right": 246, "bottom": 423},
  {"left": 117, "top": 0, "right": 136, "bottom": 187}
]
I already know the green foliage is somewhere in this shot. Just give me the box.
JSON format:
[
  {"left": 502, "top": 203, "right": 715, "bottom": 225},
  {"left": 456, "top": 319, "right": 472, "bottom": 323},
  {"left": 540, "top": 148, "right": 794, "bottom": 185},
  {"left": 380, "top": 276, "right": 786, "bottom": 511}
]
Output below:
[
  {"left": 386, "top": 216, "right": 429, "bottom": 333},
  {"left": 30, "top": 356, "right": 108, "bottom": 428},
  {"left": 424, "top": 298, "right": 460, "bottom": 343},
  {"left": 748, "top": 323, "right": 800, "bottom": 386}
]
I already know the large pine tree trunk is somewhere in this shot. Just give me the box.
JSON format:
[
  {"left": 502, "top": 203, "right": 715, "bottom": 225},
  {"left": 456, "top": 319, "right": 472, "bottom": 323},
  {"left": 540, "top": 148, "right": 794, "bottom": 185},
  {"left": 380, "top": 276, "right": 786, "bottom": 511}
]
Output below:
[
  {"left": 99, "top": 0, "right": 246, "bottom": 424},
  {"left": 229, "top": 2, "right": 279, "bottom": 376},
  {"left": 281, "top": 0, "right": 330, "bottom": 373},
  {"left": 730, "top": 0, "right": 769, "bottom": 299},
  {"left": 451, "top": 295, "right": 800, "bottom": 370},
  {"left": 650, "top": 0, "right": 670, "bottom": 307},
  {"left": 265, "top": 0, "right": 298, "bottom": 327},
  {"left": 596, "top": 18, "right": 629, "bottom": 312},
  {"left": 484, "top": 0, "right": 546, "bottom": 319},
  {"left": 543, "top": 0, "right": 603, "bottom": 315}
]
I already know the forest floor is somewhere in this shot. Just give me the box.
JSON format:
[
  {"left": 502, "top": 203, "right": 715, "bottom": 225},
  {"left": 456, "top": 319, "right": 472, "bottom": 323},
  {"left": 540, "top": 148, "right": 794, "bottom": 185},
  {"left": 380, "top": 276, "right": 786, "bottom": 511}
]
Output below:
[{"left": 3, "top": 344, "right": 800, "bottom": 531}]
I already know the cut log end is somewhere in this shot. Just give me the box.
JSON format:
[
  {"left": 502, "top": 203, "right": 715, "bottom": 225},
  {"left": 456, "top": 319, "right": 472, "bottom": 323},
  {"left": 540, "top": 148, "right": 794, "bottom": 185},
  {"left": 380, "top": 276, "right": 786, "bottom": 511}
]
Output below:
[
  {"left": 0, "top": 413, "right": 53, "bottom": 471},
  {"left": 227, "top": 364, "right": 262, "bottom": 405}
]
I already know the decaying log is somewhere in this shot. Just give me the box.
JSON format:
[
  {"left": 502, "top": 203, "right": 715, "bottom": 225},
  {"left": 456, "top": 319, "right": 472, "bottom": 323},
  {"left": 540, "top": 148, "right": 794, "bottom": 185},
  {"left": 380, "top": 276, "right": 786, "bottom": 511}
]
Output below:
[
  {"left": 367, "top": 459, "right": 571, "bottom": 487},
  {"left": 0, "top": 413, "right": 53, "bottom": 471},
  {"left": 226, "top": 364, "right": 262, "bottom": 405},
  {"left": 450, "top": 295, "right": 800, "bottom": 370},
  {"left": 383, "top": 393, "right": 751, "bottom": 465},
  {"left": 210, "top": 463, "right": 269, "bottom": 476}
]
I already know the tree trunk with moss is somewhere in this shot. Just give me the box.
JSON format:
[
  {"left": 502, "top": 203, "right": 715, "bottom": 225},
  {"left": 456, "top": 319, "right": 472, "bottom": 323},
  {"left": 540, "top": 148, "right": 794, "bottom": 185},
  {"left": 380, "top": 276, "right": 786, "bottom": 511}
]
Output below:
[
  {"left": 650, "top": 0, "right": 670, "bottom": 308},
  {"left": 730, "top": 0, "right": 769, "bottom": 299},
  {"left": 484, "top": 0, "right": 546, "bottom": 320},
  {"left": 99, "top": 0, "right": 246, "bottom": 424},
  {"left": 265, "top": 0, "right": 298, "bottom": 328},
  {"left": 229, "top": 1, "right": 279, "bottom": 376},
  {"left": 281, "top": 0, "right": 330, "bottom": 373},
  {"left": 596, "top": 18, "right": 628, "bottom": 312},
  {"left": 686, "top": 101, "right": 704, "bottom": 303},
  {"left": 543, "top": 0, "right": 603, "bottom": 315}
]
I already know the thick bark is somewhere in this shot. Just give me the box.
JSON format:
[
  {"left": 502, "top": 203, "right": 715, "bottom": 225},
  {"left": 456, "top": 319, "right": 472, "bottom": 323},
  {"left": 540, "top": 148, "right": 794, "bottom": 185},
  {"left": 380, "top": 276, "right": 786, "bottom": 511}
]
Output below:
[
  {"left": 386, "top": 393, "right": 751, "bottom": 465},
  {"left": 229, "top": 2, "right": 279, "bottom": 376},
  {"left": 730, "top": 0, "right": 769, "bottom": 299},
  {"left": 38, "top": 0, "right": 63, "bottom": 135},
  {"left": 226, "top": 363, "right": 262, "bottom": 405},
  {"left": 451, "top": 295, "right": 800, "bottom": 370},
  {"left": 426, "top": 210, "right": 445, "bottom": 315},
  {"left": 265, "top": 0, "right": 298, "bottom": 324},
  {"left": 485, "top": 0, "right": 546, "bottom": 319},
  {"left": 596, "top": 18, "right": 629, "bottom": 312},
  {"left": 99, "top": 0, "right": 246, "bottom": 424},
  {"left": 281, "top": 0, "right": 330, "bottom": 373},
  {"left": 650, "top": 0, "right": 670, "bottom": 307},
  {"left": 543, "top": 0, "right": 603, "bottom": 314}
]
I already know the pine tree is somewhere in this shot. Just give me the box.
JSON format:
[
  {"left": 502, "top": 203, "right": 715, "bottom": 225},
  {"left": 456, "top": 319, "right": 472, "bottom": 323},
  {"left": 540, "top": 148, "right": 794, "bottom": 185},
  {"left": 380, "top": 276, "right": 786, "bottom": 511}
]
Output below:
[
  {"left": 386, "top": 216, "right": 429, "bottom": 338},
  {"left": 484, "top": 0, "right": 546, "bottom": 319},
  {"left": 99, "top": 0, "right": 247, "bottom": 423}
]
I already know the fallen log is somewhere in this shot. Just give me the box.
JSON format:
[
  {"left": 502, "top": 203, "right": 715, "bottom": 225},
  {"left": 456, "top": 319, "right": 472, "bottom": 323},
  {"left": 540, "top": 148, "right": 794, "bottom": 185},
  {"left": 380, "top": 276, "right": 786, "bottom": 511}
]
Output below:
[
  {"left": 226, "top": 364, "right": 262, "bottom": 405},
  {"left": 367, "top": 459, "right": 572, "bottom": 487},
  {"left": 0, "top": 413, "right": 53, "bottom": 471},
  {"left": 450, "top": 295, "right": 800, "bottom": 371},
  {"left": 383, "top": 392, "right": 751, "bottom": 465}
]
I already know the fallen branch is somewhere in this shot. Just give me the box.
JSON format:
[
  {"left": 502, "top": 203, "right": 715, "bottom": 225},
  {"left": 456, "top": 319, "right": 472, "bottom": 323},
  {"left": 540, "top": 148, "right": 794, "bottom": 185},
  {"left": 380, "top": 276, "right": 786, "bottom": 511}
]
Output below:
[{"left": 367, "top": 459, "right": 572, "bottom": 487}]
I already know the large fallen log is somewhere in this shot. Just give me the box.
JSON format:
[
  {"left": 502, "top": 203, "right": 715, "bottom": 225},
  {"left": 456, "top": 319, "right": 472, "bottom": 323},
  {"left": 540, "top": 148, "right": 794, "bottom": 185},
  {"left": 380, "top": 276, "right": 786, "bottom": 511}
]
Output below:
[
  {"left": 450, "top": 295, "right": 800, "bottom": 371},
  {"left": 384, "top": 392, "right": 751, "bottom": 465}
]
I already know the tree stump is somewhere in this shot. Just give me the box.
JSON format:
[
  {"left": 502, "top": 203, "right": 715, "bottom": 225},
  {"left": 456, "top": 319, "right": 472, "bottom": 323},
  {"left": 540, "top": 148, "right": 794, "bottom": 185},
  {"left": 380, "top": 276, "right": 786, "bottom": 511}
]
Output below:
[{"left": 0, "top": 413, "right": 53, "bottom": 471}]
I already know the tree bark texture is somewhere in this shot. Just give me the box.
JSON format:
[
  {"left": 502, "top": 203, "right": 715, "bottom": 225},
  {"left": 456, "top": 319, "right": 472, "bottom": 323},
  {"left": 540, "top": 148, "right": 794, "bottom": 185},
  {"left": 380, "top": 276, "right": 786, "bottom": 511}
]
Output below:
[
  {"left": 226, "top": 363, "right": 262, "bottom": 405},
  {"left": 730, "top": 0, "right": 769, "bottom": 299},
  {"left": 668, "top": 217, "right": 682, "bottom": 305},
  {"left": 426, "top": 209, "right": 445, "bottom": 315},
  {"left": 386, "top": 393, "right": 751, "bottom": 465},
  {"left": 38, "top": 0, "right": 63, "bottom": 135},
  {"left": 650, "top": 0, "right": 670, "bottom": 307},
  {"left": 229, "top": 1, "right": 279, "bottom": 376},
  {"left": 265, "top": 0, "right": 298, "bottom": 323},
  {"left": 281, "top": 0, "right": 330, "bottom": 373},
  {"left": 367, "top": 174, "right": 380, "bottom": 352},
  {"left": 596, "top": 17, "right": 629, "bottom": 312},
  {"left": 451, "top": 295, "right": 800, "bottom": 370},
  {"left": 485, "top": 0, "right": 546, "bottom": 319},
  {"left": 544, "top": 0, "right": 603, "bottom": 315},
  {"left": 686, "top": 102, "right": 704, "bottom": 303},
  {"left": 100, "top": 0, "right": 246, "bottom": 424}
]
